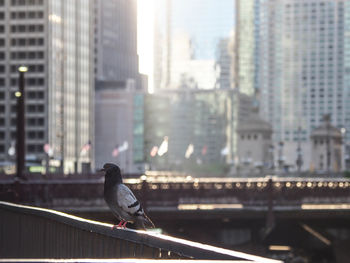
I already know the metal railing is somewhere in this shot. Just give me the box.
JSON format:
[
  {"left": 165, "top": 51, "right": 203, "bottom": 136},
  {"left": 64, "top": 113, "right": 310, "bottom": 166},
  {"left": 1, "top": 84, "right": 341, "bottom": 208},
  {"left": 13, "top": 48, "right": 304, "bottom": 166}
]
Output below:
[{"left": 0, "top": 201, "right": 281, "bottom": 262}]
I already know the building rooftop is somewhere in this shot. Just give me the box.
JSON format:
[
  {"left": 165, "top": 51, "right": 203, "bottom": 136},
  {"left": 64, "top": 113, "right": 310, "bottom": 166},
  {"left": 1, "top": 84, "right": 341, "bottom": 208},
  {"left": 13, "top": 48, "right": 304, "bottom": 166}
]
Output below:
[{"left": 237, "top": 113, "right": 273, "bottom": 133}]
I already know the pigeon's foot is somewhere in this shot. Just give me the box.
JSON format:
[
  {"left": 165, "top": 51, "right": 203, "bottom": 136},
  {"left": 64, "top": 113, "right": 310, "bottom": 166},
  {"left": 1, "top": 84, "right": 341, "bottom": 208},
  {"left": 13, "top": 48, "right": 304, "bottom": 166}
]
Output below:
[
  {"left": 112, "top": 220, "right": 125, "bottom": 229},
  {"left": 122, "top": 221, "right": 128, "bottom": 228}
]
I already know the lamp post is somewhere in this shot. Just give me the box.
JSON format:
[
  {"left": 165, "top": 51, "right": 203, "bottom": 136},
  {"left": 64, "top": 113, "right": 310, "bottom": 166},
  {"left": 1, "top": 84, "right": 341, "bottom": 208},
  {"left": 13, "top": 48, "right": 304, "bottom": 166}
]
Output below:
[
  {"left": 16, "top": 65, "right": 28, "bottom": 179},
  {"left": 341, "top": 127, "right": 346, "bottom": 171},
  {"left": 296, "top": 126, "right": 303, "bottom": 173}
]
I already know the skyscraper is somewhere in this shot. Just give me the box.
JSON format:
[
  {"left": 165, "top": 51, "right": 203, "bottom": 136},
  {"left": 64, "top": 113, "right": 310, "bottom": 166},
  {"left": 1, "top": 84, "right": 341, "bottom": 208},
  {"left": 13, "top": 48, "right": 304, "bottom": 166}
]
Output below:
[
  {"left": 94, "top": 0, "right": 145, "bottom": 91},
  {"left": 94, "top": 0, "right": 146, "bottom": 172},
  {"left": 154, "top": 0, "right": 235, "bottom": 91},
  {"left": 256, "top": 0, "right": 350, "bottom": 170},
  {"left": 0, "top": 0, "right": 94, "bottom": 173}
]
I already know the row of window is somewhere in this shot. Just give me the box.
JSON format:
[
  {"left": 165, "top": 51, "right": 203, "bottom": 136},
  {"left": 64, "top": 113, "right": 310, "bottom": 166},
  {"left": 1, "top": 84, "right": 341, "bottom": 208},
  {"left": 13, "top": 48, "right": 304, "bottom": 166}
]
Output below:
[
  {"left": 7, "top": 117, "right": 45, "bottom": 126},
  {"left": 2, "top": 103, "right": 44, "bottom": 113},
  {"left": 240, "top": 134, "right": 271, "bottom": 140},
  {"left": 0, "top": 144, "right": 46, "bottom": 154},
  {"left": 11, "top": 37, "right": 44, "bottom": 46},
  {"left": 12, "top": 91, "right": 44, "bottom": 99},
  {"left": 11, "top": 24, "right": 44, "bottom": 33},
  {"left": 2, "top": 130, "right": 45, "bottom": 140},
  {"left": 11, "top": 11, "right": 44, "bottom": 19},
  {"left": 0, "top": 117, "right": 44, "bottom": 126},
  {"left": 11, "top": 0, "right": 43, "bottom": 6},
  {"left": 11, "top": 37, "right": 44, "bottom": 47},
  {"left": 0, "top": 78, "right": 45, "bottom": 88},
  {"left": 0, "top": 91, "right": 45, "bottom": 100},
  {"left": 10, "top": 78, "right": 45, "bottom": 86},
  {"left": 10, "top": 64, "right": 44, "bottom": 73},
  {"left": 11, "top": 51, "right": 44, "bottom": 60}
]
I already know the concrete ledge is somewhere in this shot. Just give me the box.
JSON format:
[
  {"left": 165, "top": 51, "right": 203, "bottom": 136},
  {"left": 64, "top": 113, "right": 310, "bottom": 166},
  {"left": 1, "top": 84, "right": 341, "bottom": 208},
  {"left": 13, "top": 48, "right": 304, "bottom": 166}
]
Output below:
[{"left": 0, "top": 201, "right": 281, "bottom": 262}]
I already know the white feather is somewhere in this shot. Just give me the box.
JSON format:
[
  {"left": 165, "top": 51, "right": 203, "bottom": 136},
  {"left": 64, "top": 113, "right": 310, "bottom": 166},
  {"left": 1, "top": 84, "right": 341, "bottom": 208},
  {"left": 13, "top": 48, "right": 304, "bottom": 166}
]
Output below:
[{"left": 116, "top": 184, "right": 143, "bottom": 216}]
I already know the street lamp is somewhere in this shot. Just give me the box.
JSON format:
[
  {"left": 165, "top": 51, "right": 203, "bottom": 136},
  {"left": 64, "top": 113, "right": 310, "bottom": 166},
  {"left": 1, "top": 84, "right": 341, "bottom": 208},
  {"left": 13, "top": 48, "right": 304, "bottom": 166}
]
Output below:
[
  {"left": 341, "top": 127, "right": 346, "bottom": 171},
  {"left": 16, "top": 65, "right": 28, "bottom": 179}
]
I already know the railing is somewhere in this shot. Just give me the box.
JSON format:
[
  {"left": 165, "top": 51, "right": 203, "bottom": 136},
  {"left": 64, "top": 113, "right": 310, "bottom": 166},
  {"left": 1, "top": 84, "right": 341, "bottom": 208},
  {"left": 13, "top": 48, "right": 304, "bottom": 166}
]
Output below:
[
  {"left": 1, "top": 175, "right": 350, "bottom": 212},
  {"left": 0, "top": 201, "right": 281, "bottom": 262}
]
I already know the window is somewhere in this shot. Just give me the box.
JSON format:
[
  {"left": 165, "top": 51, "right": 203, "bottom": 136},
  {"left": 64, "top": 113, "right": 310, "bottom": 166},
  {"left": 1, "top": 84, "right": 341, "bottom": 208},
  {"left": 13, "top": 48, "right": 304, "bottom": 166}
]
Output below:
[
  {"left": 11, "top": 118, "right": 17, "bottom": 126},
  {"left": 28, "top": 12, "right": 35, "bottom": 19},
  {"left": 27, "top": 105, "right": 36, "bottom": 112},
  {"left": 38, "top": 118, "right": 44, "bottom": 125},
  {"left": 28, "top": 38, "right": 35, "bottom": 45},
  {"left": 11, "top": 78, "right": 17, "bottom": 86},
  {"left": 18, "top": 12, "right": 25, "bottom": 19},
  {"left": 28, "top": 131, "right": 36, "bottom": 139},
  {"left": 37, "top": 91, "right": 44, "bottom": 99},
  {"left": 18, "top": 25, "right": 25, "bottom": 32},
  {"left": 27, "top": 145, "right": 35, "bottom": 152},
  {"left": 27, "top": 78, "right": 35, "bottom": 86},
  {"left": 18, "top": 39, "right": 25, "bottom": 46}
]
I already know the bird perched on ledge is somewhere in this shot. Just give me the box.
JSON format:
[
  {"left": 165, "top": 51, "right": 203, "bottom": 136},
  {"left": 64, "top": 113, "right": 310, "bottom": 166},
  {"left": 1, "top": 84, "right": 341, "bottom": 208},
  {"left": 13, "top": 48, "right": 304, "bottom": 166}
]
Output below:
[{"left": 101, "top": 163, "right": 155, "bottom": 230}]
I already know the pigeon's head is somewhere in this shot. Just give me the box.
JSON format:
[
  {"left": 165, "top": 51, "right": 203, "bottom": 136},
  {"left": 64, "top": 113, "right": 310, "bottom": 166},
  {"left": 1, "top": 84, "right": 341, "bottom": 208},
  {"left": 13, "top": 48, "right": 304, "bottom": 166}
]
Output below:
[{"left": 101, "top": 163, "right": 122, "bottom": 184}]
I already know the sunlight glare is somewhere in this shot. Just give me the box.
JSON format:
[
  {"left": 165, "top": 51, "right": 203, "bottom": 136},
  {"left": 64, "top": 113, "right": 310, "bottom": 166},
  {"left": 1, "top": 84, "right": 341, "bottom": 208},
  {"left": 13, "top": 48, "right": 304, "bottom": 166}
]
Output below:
[{"left": 137, "top": 0, "right": 155, "bottom": 93}]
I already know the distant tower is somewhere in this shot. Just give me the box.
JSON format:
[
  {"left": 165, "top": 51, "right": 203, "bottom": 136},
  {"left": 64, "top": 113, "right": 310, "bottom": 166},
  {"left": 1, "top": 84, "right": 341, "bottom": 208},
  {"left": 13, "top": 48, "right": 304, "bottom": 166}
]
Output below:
[
  {"left": 258, "top": 0, "right": 350, "bottom": 170},
  {"left": 94, "top": 0, "right": 145, "bottom": 91},
  {"left": 311, "top": 115, "right": 343, "bottom": 173},
  {"left": 236, "top": 111, "right": 273, "bottom": 174}
]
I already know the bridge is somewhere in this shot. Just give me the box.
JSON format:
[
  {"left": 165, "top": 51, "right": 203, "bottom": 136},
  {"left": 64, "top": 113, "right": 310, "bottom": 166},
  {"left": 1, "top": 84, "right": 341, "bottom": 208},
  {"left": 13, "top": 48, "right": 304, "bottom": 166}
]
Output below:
[
  {"left": 1, "top": 172, "right": 350, "bottom": 215},
  {"left": 1, "top": 172, "right": 350, "bottom": 261}
]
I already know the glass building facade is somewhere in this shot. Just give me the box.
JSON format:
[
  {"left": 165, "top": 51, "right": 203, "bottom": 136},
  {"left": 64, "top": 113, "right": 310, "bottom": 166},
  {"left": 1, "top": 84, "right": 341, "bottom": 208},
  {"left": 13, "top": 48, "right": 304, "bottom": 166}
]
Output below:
[
  {"left": 0, "top": 0, "right": 94, "bottom": 173},
  {"left": 256, "top": 0, "right": 350, "bottom": 169},
  {"left": 48, "top": 0, "right": 94, "bottom": 173}
]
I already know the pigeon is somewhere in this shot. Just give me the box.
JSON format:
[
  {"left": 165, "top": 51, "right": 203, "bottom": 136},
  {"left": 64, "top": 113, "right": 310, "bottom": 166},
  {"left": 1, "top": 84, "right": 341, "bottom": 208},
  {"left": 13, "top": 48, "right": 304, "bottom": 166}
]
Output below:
[{"left": 101, "top": 163, "right": 155, "bottom": 230}]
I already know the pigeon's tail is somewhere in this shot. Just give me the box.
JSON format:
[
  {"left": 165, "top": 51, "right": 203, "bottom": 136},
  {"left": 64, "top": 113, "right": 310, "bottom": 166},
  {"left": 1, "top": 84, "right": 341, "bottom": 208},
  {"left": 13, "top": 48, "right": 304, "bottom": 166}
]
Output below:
[
  {"left": 136, "top": 213, "right": 155, "bottom": 229},
  {"left": 144, "top": 213, "right": 155, "bottom": 228}
]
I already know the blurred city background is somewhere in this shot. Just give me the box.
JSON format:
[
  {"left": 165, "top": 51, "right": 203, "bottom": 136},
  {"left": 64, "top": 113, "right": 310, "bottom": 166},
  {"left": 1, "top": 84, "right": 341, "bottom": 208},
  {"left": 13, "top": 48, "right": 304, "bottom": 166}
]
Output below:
[
  {"left": 0, "top": 0, "right": 348, "bottom": 176},
  {"left": 1, "top": 0, "right": 350, "bottom": 262}
]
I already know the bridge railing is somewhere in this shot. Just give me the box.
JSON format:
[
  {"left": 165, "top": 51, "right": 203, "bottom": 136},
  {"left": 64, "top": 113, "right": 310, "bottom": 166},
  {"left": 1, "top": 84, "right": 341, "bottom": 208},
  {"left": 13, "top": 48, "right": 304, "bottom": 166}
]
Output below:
[
  {"left": 1, "top": 176, "right": 350, "bottom": 211},
  {"left": 0, "top": 201, "right": 281, "bottom": 262}
]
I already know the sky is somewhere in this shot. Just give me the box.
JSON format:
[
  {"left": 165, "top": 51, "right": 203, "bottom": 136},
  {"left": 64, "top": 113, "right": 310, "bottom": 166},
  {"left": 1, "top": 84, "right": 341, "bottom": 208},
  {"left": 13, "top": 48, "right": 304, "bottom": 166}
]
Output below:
[
  {"left": 137, "top": 0, "right": 155, "bottom": 93},
  {"left": 171, "top": 0, "right": 234, "bottom": 60}
]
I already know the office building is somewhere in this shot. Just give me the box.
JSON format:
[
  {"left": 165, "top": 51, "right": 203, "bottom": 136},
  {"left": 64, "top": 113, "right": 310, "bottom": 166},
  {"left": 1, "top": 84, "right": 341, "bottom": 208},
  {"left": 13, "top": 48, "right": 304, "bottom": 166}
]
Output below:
[
  {"left": 235, "top": 0, "right": 350, "bottom": 171},
  {"left": 94, "top": 0, "right": 146, "bottom": 91},
  {"left": 95, "top": 84, "right": 144, "bottom": 173},
  {"left": 0, "top": 0, "right": 94, "bottom": 173},
  {"left": 93, "top": 0, "right": 147, "bottom": 172}
]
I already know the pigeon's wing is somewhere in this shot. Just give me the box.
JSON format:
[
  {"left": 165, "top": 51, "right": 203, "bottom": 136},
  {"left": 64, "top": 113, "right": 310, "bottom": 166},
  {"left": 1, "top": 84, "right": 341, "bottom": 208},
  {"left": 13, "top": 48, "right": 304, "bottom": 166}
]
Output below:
[{"left": 117, "top": 184, "right": 144, "bottom": 216}]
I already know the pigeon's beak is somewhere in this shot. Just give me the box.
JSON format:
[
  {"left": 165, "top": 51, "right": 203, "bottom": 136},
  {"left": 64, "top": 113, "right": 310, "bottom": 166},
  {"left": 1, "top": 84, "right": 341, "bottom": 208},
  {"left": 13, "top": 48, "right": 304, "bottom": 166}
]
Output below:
[{"left": 99, "top": 168, "right": 105, "bottom": 172}]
